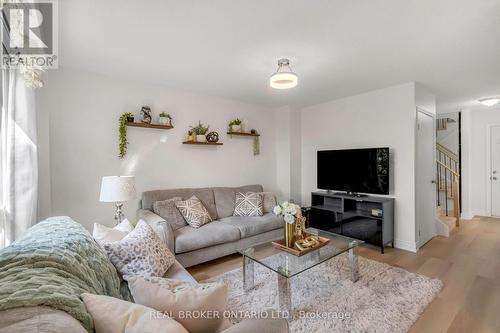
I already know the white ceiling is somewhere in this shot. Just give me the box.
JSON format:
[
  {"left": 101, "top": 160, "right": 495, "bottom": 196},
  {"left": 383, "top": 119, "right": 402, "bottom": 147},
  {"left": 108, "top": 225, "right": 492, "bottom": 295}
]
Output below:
[{"left": 59, "top": 0, "right": 500, "bottom": 111}]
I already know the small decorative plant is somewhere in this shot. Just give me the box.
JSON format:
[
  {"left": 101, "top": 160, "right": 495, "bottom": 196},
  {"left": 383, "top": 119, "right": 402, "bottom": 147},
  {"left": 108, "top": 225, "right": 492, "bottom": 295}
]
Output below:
[
  {"left": 118, "top": 112, "right": 134, "bottom": 158},
  {"left": 190, "top": 121, "right": 210, "bottom": 142},
  {"left": 159, "top": 112, "right": 172, "bottom": 126},
  {"left": 229, "top": 118, "right": 242, "bottom": 132}
]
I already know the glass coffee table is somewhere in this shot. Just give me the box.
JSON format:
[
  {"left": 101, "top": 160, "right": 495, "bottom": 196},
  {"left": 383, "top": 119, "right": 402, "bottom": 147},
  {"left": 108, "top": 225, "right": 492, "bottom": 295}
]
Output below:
[{"left": 239, "top": 228, "right": 363, "bottom": 315}]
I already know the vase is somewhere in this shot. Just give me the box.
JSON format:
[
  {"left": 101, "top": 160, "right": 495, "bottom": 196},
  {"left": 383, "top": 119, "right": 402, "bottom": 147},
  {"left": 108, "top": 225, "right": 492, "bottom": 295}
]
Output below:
[
  {"left": 196, "top": 134, "right": 206, "bottom": 142},
  {"left": 159, "top": 117, "right": 168, "bottom": 125},
  {"left": 231, "top": 124, "right": 241, "bottom": 132},
  {"left": 284, "top": 222, "right": 295, "bottom": 248}
]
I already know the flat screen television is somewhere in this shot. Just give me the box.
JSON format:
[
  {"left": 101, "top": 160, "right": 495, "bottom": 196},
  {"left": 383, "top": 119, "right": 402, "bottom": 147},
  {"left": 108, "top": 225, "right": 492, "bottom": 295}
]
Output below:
[{"left": 317, "top": 148, "right": 389, "bottom": 195}]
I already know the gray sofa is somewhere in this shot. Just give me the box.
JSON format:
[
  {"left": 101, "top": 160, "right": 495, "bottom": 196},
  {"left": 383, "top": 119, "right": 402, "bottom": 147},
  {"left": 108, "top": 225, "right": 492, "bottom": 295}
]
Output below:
[
  {"left": 0, "top": 217, "right": 288, "bottom": 333},
  {"left": 137, "top": 184, "right": 284, "bottom": 267}
]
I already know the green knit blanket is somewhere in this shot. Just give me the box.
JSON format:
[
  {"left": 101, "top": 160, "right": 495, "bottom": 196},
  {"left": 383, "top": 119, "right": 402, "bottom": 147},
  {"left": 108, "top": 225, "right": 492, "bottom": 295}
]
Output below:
[{"left": 0, "top": 217, "right": 123, "bottom": 332}]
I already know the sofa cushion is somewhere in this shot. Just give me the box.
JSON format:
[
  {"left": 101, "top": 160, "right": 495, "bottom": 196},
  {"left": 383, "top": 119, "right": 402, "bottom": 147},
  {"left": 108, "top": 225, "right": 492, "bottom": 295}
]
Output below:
[
  {"left": 153, "top": 197, "right": 187, "bottom": 230},
  {"left": 104, "top": 220, "right": 175, "bottom": 278},
  {"left": 174, "top": 222, "right": 241, "bottom": 253},
  {"left": 219, "top": 213, "right": 284, "bottom": 238},
  {"left": 175, "top": 196, "right": 213, "bottom": 228},
  {"left": 213, "top": 185, "right": 264, "bottom": 218},
  {"left": 142, "top": 187, "right": 217, "bottom": 220},
  {"left": 233, "top": 192, "right": 264, "bottom": 217}
]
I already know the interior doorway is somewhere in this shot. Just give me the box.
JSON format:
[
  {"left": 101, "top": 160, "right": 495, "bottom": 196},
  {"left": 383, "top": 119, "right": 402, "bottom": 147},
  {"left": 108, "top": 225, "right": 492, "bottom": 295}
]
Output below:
[
  {"left": 489, "top": 125, "right": 500, "bottom": 217},
  {"left": 416, "top": 109, "right": 436, "bottom": 247}
]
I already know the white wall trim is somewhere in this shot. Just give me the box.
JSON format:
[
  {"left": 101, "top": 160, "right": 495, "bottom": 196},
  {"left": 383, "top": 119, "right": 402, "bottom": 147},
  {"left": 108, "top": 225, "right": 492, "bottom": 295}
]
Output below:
[
  {"left": 394, "top": 239, "right": 418, "bottom": 253},
  {"left": 461, "top": 212, "right": 474, "bottom": 220}
]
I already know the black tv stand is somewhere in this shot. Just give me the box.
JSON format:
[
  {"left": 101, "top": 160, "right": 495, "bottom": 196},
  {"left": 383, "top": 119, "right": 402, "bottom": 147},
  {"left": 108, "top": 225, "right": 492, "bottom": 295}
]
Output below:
[{"left": 309, "top": 191, "right": 394, "bottom": 253}]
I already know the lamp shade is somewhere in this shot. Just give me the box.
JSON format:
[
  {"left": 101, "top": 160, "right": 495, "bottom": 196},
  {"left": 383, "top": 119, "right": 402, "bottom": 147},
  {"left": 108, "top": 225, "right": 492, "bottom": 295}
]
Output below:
[{"left": 99, "top": 176, "right": 137, "bottom": 202}]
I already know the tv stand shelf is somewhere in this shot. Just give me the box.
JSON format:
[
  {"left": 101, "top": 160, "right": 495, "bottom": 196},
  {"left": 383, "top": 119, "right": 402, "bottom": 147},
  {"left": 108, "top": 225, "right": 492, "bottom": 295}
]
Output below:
[{"left": 309, "top": 191, "right": 394, "bottom": 253}]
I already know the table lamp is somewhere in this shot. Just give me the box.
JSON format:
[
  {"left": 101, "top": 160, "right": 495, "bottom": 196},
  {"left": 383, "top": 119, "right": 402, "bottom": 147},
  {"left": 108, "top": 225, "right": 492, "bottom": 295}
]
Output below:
[{"left": 99, "top": 176, "right": 137, "bottom": 224}]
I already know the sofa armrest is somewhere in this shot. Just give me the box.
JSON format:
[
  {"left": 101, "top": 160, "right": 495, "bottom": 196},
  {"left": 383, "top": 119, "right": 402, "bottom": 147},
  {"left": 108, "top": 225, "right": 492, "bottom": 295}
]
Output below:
[
  {"left": 219, "top": 318, "right": 288, "bottom": 333},
  {"left": 137, "top": 209, "right": 175, "bottom": 253}
]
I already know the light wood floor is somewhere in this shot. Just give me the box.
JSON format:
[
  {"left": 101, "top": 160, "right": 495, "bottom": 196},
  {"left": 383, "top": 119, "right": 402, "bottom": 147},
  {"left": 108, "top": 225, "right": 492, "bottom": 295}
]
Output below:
[{"left": 187, "top": 216, "right": 500, "bottom": 333}]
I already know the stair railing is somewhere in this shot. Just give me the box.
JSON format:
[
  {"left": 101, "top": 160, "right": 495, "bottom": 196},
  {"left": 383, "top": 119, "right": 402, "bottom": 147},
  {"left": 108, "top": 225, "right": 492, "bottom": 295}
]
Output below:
[{"left": 436, "top": 144, "right": 460, "bottom": 227}]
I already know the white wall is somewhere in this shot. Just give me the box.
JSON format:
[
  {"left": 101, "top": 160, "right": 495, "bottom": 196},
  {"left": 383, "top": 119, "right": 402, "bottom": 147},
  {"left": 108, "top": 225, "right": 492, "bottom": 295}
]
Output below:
[
  {"left": 300, "top": 82, "right": 419, "bottom": 250},
  {"left": 37, "top": 69, "right": 278, "bottom": 230},
  {"left": 436, "top": 113, "right": 459, "bottom": 155},
  {"left": 273, "top": 106, "right": 302, "bottom": 204},
  {"left": 462, "top": 107, "right": 500, "bottom": 218}
]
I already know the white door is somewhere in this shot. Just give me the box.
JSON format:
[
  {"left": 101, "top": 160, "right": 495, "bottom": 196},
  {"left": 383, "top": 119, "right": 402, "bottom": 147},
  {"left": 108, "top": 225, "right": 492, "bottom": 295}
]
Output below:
[
  {"left": 416, "top": 110, "right": 436, "bottom": 246},
  {"left": 491, "top": 126, "right": 500, "bottom": 217}
]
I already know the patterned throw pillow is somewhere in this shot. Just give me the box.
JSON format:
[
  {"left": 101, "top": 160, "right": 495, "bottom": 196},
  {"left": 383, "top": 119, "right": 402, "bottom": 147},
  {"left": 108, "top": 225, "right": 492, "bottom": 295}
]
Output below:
[
  {"left": 103, "top": 220, "right": 175, "bottom": 278},
  {"left": 233, "top": 192, "right": 263, "bottom": 217},
  {"left": 175, "top": 196, "right": 213, "bottom": 228},
  {"left": 153, "top": 197, "right": 187, "bottom": 230}
]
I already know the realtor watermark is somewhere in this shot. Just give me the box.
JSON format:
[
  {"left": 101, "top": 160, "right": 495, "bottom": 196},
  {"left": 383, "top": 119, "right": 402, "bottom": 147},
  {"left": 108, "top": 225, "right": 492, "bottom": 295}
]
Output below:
[
  {"left": 150, "top": 310, "right": 352, "bottom": 321},
  {"left": 1, "top": 0, "right": 58, "bottom": 69}
]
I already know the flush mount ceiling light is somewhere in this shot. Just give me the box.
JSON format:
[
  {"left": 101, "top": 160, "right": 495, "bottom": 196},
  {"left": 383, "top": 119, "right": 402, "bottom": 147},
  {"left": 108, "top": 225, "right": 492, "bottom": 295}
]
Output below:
[
  {"left": 270, "top": 58, "right": 298, "bottom": 89},
  {"left": 479, "top": 97, "right": 500, "bottom": 107}
]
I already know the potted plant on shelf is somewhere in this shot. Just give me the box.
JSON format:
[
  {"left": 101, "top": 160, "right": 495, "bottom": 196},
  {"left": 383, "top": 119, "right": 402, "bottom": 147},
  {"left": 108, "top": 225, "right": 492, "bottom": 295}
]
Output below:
[
  {"left": 229, "top": 118, "right": 242, "bottom": 133},
  {"left": 191, "top": 121, "right": 209, "bottom": 142},
  {"left": 118, "top": 112, "right": 134, "bottom": 158},
  {"left": 187, "top": 130, "right": 194, "bottom": 142},
  {"left": 159, "top": 112, "right": 172, "bottom": 126}
]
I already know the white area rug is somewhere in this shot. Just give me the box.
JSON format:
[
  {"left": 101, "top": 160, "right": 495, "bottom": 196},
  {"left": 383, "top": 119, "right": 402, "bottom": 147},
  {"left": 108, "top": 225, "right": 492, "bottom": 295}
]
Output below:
[{"left": 205, "top": 253, "right": 442, "bottom": 333}]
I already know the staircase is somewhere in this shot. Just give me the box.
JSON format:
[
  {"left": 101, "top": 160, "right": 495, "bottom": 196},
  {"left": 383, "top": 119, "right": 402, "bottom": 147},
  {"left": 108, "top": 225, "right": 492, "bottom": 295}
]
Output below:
[{"left": 436, "top": 142, "right": 460, "bottom": 232}]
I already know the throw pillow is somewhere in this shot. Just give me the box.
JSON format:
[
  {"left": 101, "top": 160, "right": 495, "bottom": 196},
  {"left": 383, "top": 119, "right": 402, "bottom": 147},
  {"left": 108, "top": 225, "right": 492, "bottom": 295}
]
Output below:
[
  {"left": 233, "top": 192, "right": 263, "bottom": 217},
  {"left": 127, "top": 276, "right": 227, "bottom": 333},
  {"left": 256, "top": 192, "right": 277, "bottom": 213},
  {"left": 82, "top": 293, "right": 188, "bottom": 333},
  {"left": 175, "top": 196, "right": 212, "bottom": 228},
  {"left": 103, "top": 220, "right": 175, "bottom": 278},
  {"left": 153, "top": 197, "right": 187, "bottom": 230},
  {"left": 92, "top": 218, "right": 134, "bottom": 244}
]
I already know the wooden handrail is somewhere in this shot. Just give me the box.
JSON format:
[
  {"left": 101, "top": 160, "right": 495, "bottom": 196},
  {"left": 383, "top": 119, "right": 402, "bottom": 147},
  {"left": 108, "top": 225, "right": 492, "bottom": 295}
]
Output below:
[
  {"left": 436, "top": 143, "right": 459, "bottom": 163},
  {"left": 436, "top": 159, "right": 460, "bottom": 227},
  {"left": 437, "top": 160, "right": 460, "bottom": 177}
]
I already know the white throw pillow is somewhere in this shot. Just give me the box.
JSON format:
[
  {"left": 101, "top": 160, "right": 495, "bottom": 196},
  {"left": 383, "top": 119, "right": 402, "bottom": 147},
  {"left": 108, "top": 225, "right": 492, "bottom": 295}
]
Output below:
[
  {"left": 103, "top": 220, "right": 175, "bottom": 278},
  {"left": 92, "top": 219, "right": 134, "bottom": 244},
  {"left": 127, "top": 276, "right": 227, "bottom": 333},
  {"left": 175, "top": 196, "right": 212, "bottom": 228},
  {"left": 82, "top": 293, "right": 188, "bottom": 333}
]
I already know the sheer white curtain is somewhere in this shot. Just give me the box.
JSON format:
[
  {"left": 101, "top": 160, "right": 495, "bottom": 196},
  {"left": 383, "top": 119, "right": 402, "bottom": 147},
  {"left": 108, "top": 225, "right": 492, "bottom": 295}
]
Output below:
[{"left": 0, "top": 68, "right": 38, "bottom": 249}]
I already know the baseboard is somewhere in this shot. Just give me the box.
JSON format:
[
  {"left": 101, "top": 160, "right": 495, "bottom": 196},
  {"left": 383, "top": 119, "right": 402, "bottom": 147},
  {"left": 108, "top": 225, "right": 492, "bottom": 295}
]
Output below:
[
  {"left": 461, "top": 212, "right": 474, "bottom": 220},
  {"left": 394, "top": 239, "right": 417, "bottom": 253}
]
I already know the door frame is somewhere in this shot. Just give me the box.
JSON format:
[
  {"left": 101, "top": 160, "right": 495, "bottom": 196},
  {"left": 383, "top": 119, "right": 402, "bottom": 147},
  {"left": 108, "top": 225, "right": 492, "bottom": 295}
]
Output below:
[
  {"left": 415, "top": 107, "right": 437, "bottom": 248},
  {"left": 486, "top": 124, "right": 500, "bottom": 217}
]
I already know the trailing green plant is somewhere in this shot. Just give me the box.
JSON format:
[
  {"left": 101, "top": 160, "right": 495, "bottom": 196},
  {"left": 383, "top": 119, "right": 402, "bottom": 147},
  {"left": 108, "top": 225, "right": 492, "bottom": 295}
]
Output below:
[
  {"left": 190, "top": 121, "right": 209, "bottom": 135},
  {"left": 159, "top": 112, "right": 171, "bottom": 118},
  {"left": 118, "top": 112, "right": 133, "bottom": 158},
  {"left": 229, "top": 118, "right": 242, "bottom": 126}
]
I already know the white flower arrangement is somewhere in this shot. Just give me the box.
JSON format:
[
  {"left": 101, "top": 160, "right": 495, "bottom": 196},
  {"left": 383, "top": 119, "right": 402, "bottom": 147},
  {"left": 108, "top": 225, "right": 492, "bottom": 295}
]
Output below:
[{"left": 273, "top": 201, "right": 302, "bottom": 224}]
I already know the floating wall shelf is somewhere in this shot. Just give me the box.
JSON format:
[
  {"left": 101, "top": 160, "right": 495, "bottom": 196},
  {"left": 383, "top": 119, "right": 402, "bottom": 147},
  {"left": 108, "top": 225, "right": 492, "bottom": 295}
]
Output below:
[
  {"left": 182, "top": 141, "right": 223, "bottom": 146},
  {"left": 127, "top": 122, "right": 173, "bottom": 130},
  {"left": 227, "top": 131, "right": 260, "bottom": 137}
]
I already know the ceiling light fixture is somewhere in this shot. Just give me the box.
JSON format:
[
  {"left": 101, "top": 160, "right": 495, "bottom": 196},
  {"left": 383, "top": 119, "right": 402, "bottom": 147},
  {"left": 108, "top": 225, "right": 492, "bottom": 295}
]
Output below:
[
  {"left": 479, "top": 97, "right": 500, "bottom": 107},
  {"left": 270, "top": 58, "right": 298, "bottom": 89}
]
